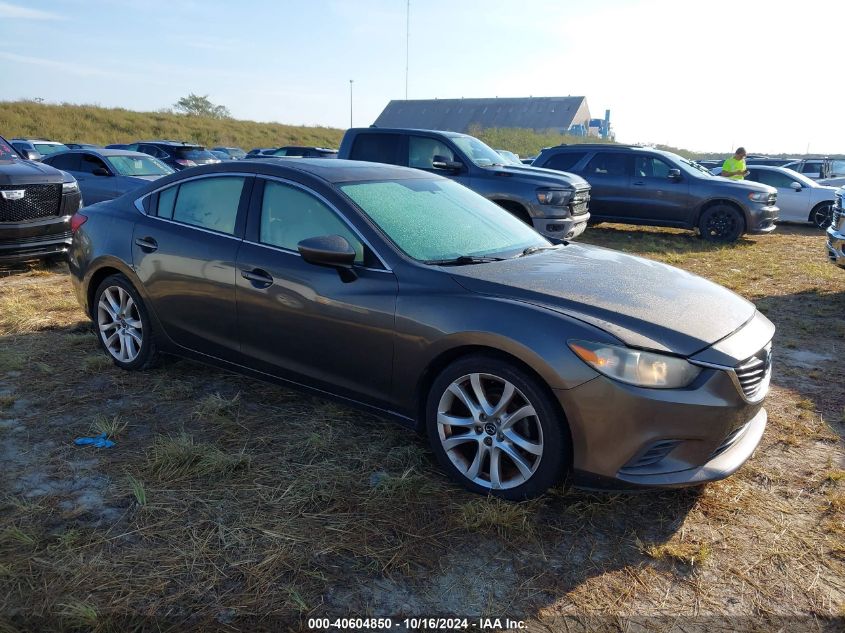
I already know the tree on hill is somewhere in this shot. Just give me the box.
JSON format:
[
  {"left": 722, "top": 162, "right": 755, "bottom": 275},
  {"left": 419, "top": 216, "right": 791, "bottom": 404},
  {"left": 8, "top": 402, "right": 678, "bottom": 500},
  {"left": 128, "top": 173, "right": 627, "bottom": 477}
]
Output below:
[{"left": 173, "top": 93, "right": 231, "bottom": 119}]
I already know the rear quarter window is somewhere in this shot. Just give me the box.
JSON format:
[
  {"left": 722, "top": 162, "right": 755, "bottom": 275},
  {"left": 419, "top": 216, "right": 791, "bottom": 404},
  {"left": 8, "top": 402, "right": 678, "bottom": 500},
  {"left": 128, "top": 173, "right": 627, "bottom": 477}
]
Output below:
[{"left": 349, "top": 134, "right": 402, "bottom": 165}]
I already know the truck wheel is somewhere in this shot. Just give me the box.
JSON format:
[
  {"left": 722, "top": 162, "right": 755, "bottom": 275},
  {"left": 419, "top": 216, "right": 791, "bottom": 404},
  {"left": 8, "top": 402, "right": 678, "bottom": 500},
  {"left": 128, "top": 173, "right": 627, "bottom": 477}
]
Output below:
[{"left": 698, "top": 205, "right": 745, "bottom": 242}]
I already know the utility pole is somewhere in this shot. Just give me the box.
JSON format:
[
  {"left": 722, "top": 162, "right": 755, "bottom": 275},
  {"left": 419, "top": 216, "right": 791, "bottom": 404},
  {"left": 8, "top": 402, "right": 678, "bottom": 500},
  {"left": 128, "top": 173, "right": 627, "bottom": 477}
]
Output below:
[
  {"left": 405, "top": 0, "right": 410, "bottom": 99},
  {"left": 349, "top": 79, "right": 354, "bottom": 128}
]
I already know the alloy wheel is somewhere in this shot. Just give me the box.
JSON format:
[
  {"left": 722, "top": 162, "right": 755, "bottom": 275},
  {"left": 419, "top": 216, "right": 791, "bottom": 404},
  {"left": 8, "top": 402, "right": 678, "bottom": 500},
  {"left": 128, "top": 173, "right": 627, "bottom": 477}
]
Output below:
[
  {"left": 812, "top": 203, "right": 833, "bottom": 230},
  {"left": 97, "top": 285, "right": 143, "bottom": 363},
  {"left": 436, "top": 373, "right": 544, "bottom": 490},
  {"left": 703, "top": 208, "right": 738, "bottom": 240}
]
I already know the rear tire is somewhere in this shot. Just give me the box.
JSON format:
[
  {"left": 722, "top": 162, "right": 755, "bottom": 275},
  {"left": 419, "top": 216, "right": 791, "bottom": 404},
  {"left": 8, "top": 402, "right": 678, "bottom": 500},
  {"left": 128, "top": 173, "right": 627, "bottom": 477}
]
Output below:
[
  {"left": 698, "top": 204, "right": 745, "bottom": 242},
  {"left": 426, "top": 354, "right": 569, "bottom": 500},
  {"left": 810, "top": 202, "right": 834, "bottom": 230},
  {"left": 93, "top": 274, "right": 159, "bottom": 371}
]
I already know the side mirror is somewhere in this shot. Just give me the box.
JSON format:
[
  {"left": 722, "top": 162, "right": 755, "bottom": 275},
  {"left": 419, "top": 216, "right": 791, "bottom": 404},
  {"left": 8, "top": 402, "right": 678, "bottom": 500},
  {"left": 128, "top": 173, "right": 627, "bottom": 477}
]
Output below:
[
  {"left": 432, "top": 155, "right": 463, "bottom": 172},
  {"left": 298, "top": 235, "right": 358, "bottom": 282},
  {"left": 667, "top": 168, "right": 681, "bottom": 181},
  {"left": 790, "top": 181, "right": 802, "bottom": 191},
  {"left": 93, "top": 167, "right": 111, "bottom": 177},
  {"left": 21, "top": 149, "right": 41, "bottom": 161}
]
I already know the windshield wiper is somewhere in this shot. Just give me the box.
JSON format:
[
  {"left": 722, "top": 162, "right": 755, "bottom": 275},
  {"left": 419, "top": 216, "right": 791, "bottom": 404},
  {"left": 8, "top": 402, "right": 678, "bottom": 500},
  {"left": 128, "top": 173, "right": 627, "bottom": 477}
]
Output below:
[
  {"left": 423, "top": 255, "right": 508, "bottom": 266},
  {"left": 520, "top": 244, "right": 562, "bottom": 257}
]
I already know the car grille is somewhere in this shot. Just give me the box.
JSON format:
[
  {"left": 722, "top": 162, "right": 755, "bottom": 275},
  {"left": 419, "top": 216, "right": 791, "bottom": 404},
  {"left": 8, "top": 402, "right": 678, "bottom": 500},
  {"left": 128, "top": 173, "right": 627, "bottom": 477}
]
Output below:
[
  {"left": 734, "top": 344, "right": 772, "bottom": 401},
  {"left": 571, "top": 189, "right": 591, "bottom": 215},
  {"left": 0, "top": 230, "right": 71, "bottom": 246},
  {"left": 620, "top": 439, "right": 682, "bottom": 472},
  {"left": 767, "top": 193, "right": 777, "bottom": 206},
  {"left": 0, "top": 184, "right": 62, "bottom": 223},
  {"left": 833, "top": 193, "right": 844, "bottom": 229}
]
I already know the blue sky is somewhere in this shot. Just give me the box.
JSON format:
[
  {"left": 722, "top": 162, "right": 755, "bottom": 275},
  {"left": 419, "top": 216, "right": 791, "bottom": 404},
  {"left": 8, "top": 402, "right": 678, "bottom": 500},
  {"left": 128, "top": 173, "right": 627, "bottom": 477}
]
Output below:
[{"left": 2, "top": 0, "right": 843, "bottom": 154}]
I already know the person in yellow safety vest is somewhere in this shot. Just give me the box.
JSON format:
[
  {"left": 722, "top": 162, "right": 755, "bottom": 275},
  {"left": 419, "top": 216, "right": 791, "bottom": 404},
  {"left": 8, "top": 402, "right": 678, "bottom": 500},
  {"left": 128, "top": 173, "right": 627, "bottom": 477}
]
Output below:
[{"left": 722, "top": 147, "right": 749, "bottom": 180}]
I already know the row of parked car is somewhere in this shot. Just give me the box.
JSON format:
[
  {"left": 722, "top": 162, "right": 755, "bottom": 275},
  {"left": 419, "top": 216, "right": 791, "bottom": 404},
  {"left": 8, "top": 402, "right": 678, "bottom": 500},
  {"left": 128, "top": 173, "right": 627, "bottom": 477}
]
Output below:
[{"left": 1, "top": 129, "right": 842, "bottom": 269}]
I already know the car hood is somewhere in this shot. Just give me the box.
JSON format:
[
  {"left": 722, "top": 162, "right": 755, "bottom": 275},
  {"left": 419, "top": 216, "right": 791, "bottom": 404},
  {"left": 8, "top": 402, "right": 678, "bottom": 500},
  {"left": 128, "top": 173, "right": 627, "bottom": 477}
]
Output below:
[
  {"left": 483, "top": 164, "right": 591, "bottom": 190},
  {"left": 447, "top": 244, "right": 756, "bottom": 356},
  {"left": 712, "top": 175, "right": 776, "bottom": 195},
  {"left": 0, "top": 158, "right": 64, "bottom": 185}
]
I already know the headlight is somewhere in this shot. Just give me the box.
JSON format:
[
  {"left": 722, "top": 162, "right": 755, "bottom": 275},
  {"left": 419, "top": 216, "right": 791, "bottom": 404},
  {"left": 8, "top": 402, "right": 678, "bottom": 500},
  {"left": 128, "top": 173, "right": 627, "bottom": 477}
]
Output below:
[
  {"left": 748, "top": 191, "right": 769, "bottom": 202},
  {"left": 62, "top": 181, "right": 79, "bottom": 194},
  {"left": 568, "top": 340, "right": 701, "bottom": 388},
  {"left": 536, "top": 188, "right": 571, "bottom": 206}
]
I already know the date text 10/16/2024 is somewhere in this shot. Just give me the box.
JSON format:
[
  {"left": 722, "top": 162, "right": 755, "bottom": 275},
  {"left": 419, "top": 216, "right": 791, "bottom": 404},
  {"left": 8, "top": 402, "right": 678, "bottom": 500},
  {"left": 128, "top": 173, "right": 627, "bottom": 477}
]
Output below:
[{"left": 308, "top": 618, "right": 527, "bottom": 630}]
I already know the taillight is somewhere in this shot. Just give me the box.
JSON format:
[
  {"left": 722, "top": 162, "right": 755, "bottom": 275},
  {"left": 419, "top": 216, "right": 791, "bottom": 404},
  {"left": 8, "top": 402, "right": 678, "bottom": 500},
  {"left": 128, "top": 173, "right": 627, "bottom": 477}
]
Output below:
[
  {"left": 175, "top": 159, "right": 197, "bottom": 167},
  {"left": 70, "top": 212, "right": 88, "bottom": 234}
]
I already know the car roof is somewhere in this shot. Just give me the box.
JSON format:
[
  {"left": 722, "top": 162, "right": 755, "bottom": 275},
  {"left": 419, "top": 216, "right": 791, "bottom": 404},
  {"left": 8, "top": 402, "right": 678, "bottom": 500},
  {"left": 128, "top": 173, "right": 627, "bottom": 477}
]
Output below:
[
  {"left": 182, "top": 158, "right": 438, "bottom": 184},
  {"left": 354, "top": 127, "right": 466, "bottom": 138},
  {"left": 51, "top": 149, "right": 153, "bottom": 158},
  {"left": 11, "top": 138, "right": 63, "bottom": 143}
]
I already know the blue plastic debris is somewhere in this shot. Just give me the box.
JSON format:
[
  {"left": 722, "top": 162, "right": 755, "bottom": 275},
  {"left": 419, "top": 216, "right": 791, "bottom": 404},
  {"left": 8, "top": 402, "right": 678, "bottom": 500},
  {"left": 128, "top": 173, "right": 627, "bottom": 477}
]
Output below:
[{"left": 74, "top": 433, "right": 115, "bottom": 449}]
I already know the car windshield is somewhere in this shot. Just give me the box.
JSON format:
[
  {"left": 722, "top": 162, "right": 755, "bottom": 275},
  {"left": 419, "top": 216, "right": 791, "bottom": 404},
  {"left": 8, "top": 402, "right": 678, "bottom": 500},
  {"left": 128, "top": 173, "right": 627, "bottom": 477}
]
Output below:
[
  {"left": 451, "top": 136, "right": 508, "bottom": 167},
  {"left": 340, "top": 178, "right": 549, "bottom": 262},
  {"left": 679, "top": 156, "right": 714, "bottom": 177},
  {"left": 497, "top": 150, "right": 522, "bottom": 166},
  {"left": 227, "top": 148, "right": 246, "bottom": 158},
  {"left": 174, "top": 147, "right": 216, "bottom": 160},
  {"left": 33, "top": 143, "right": 68, "bottom": 156},
  {"left": 106, "top": 155, "right": 174, "bottom": 177}
]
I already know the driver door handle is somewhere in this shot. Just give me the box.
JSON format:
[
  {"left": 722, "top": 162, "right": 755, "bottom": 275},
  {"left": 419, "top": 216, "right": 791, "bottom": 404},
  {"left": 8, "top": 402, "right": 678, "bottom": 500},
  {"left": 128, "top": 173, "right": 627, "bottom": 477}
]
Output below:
[
  {"left": 134, "top": 237, "right": 158, "bottom": 252},
  {"left": 241, "top": 268, "right": 274, "bottom": 288}
]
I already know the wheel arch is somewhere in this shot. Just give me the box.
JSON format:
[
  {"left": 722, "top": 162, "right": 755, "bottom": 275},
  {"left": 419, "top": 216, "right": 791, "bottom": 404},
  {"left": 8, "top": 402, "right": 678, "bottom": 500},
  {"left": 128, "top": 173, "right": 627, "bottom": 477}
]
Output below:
[
  {"left": 809, "top": 200, "right": 834, "bottom": 225},
  {"left": 491, "top": 198, "right": 533, "bottom": 225}
]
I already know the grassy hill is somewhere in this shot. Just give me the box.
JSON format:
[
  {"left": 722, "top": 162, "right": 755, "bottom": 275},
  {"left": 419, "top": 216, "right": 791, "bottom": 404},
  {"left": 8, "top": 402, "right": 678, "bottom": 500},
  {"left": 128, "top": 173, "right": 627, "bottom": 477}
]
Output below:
[
  {"left": 0, "top": 101, "right": 619, "bottom": 156},
  {"left": 0, "top": 101, "right": 345, "bottom": 150}
]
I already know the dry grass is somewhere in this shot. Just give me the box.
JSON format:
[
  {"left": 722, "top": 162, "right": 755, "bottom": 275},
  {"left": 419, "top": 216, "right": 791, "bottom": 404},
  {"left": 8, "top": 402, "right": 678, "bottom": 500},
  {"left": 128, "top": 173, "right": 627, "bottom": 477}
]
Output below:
[{"left": 1, "top": 224, "right": 843, "bottom": 630}]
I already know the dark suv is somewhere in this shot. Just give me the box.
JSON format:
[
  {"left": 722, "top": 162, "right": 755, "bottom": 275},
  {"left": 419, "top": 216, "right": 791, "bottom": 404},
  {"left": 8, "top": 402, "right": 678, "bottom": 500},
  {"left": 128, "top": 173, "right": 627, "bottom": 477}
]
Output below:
[
  {"left": 338, "top": 128, "right": 591, "bottom": 240},
  {"left": 0, "top": 135, "right": 82, "bottom": 263},
  {"left": 123, "top": 141, "right": 219, "bottom": 170},
  {"left": 244, "top": 146, "right": 338, "bottom": 160},
  {"left": 533, "top": 144, "right": 778, "bottom": 241}
]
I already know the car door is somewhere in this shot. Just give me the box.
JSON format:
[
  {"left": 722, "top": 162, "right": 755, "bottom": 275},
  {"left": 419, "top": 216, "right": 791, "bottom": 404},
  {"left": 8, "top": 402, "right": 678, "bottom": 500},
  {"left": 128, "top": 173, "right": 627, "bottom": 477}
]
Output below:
[
  {"left": 235, "top": 177, "right": 398, "bottom": 405},
  {"left": 748, "top": 169, "right": 808, "bottom": 222},
  {"left": 628, "top": 154, "right": 692, "bottom": 225},
  {"left": 579, "top": 151, "right": 634, "bottom": 219},
  {"left": 74, "top": 153, "right": 122, "bottom": 203},
  {"left": 132, "top": 174, "right": 252, "bottom": 361}
]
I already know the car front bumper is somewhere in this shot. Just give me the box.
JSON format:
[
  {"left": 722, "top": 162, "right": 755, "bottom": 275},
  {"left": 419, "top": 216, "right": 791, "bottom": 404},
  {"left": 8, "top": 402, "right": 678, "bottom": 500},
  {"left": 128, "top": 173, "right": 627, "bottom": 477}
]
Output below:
[
  {"left": 826, "top": 224, "right": 845, "bottom": 268},
  {"left": 0, "top": 215, "right": 73, "bottom": 263},
  {"left": 746, "top": 204, "right": 779, "bottom": 234},
  {"left": 532, "top": 213, "right": 590, "bottom": 241},
  {"left": 557, "top": 362, "right": 767, "bottom": 490}
]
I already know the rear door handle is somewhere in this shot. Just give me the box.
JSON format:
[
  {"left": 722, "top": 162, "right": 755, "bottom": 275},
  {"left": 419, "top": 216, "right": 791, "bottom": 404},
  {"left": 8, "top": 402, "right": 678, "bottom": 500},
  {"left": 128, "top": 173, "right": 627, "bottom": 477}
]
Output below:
[
  {"left": 632, "top": 181, "right": 646, "bottom": 186},
  {"left": 134, "top": 237, "right": 158, "bottom": 252},
  {"left": 241, "top": 268, "right": 274, "bottom": 288}
]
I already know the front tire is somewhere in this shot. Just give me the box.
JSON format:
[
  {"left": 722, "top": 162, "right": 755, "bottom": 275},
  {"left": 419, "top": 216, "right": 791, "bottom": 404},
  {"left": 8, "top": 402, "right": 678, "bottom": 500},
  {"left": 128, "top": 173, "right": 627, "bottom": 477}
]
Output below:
[
  {"left": 93, "top": 274, "right": 158, "bottom": 370},
  {"left": 810, "top": 202, "right": 834, "bottom": 230},
  {"left": 698, "top": 204, "right": 745, "bottom": 242},
  {"left": 426, "top": 355, "right": 569, "bottom": 500}
]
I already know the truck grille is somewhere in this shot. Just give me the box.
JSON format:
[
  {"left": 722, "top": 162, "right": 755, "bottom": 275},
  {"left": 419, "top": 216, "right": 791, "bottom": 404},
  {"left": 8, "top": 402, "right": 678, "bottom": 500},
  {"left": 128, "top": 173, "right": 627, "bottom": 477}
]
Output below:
[
  {"left": 734, "top": 344, "right": 772, "bottom": 401},
  {"left": 767, "top": 193, "right": 777, "bottom": 206},
  {"left": 0, "top": 184, "right": 62, "bottom": 223},
  {"left": 571, "top": 189, "right": 590, "bottom": 215},
  {"left": 833, "top": 193, "right": 843, "bottom": 229}
]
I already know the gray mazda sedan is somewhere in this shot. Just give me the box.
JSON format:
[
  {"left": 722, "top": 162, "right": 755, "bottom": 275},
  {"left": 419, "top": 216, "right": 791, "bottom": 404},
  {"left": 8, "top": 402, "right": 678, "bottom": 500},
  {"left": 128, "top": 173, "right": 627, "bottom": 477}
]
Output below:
[{"left": 68, "top": 159, "right": 774, "bottom": 499}]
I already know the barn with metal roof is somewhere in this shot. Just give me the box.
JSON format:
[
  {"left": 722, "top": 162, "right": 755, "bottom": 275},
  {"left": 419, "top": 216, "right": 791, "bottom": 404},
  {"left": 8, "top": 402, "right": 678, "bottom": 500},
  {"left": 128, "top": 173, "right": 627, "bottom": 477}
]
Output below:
[{"left": 373, "top": 96, "right": 592, "bottom": 135}]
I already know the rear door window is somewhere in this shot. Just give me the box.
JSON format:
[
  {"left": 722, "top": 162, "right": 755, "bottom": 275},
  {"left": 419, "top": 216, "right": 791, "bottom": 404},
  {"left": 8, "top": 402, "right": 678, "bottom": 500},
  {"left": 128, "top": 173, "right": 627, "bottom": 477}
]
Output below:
[
  {"left": 47, "top": 153, "right": 81, "bottom": 171},
  {"left": 350, "top": 134, "right": 402, "bottom": 165},
  {"left": 584, "top": 152, "right": 631, "bottom": 177},
  {"left": 158, "top": 177, "right": 245, "bottom": 235},
  {"left": 542, "top": 152, "right": 585, "bottom": 171}
]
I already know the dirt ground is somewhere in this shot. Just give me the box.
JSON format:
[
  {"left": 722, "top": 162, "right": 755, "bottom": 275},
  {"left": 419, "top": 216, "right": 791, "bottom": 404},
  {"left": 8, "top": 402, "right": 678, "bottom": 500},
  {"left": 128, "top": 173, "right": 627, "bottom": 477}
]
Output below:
[{"left": 0, "top": 223, "right": 843, "bottom": 632}]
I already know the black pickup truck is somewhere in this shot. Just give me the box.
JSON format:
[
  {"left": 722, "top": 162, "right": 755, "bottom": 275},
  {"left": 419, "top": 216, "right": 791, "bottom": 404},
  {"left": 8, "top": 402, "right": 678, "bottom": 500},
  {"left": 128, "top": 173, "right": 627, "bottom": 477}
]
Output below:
[
  {"left": 338, "top": 127, "right": 591, "bottom": 240},
  {"left": 0, "top": 135, "right": 82, "bottom": 263}
]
